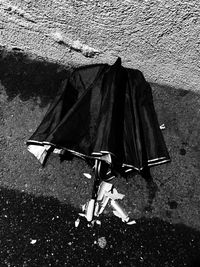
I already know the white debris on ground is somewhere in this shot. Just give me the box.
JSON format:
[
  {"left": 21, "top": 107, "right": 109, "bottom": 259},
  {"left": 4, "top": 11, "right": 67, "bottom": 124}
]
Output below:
[
  {"left": 85, "top": 199, "right": 96, "bottom": 222},
  {"left": 52, "top": 215, "right": 59, "bottom": 221},
  {"left": 111, "top": 199, "right": 129, "bottom": 222},
  {"left": 160, "top": 124, "right": 166, "bottom": 130},
  {"left": 83, "top": 173, "right": 92, "bottom": 179},
  {"left": 105, "top": 188, "right": 125, "bottom": 200},
  {"left": 75, "top": 218, "right": 80, "bottom": 227},
  {"left": 76, "top": 180, "right": 136, "bottom": 227},
  {"left": 95, "top": 220, "right": 101, "bottom": 225},
  {"left": 78, "top": 213, "right": 86, "bottom": 218},
  {"left": 81, "top": 203, "right": 86, "bottom": 212},
  {"left": 30, "top": 239, "right": 37, "bottom": 245},
  {"left": 127, "top": 220, "right": 136, "bottom": 225}
]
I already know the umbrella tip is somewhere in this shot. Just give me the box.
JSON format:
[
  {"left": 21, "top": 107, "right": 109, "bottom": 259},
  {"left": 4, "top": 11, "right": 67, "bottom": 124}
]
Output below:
[{"left": 115, "top": 57, "right": 122, "bottom": 65}]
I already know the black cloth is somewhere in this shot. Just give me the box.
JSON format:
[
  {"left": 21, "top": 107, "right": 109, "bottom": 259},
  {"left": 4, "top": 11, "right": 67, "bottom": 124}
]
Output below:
[{"left": 27, "top": 58, "right": 170, "bottom": 173}]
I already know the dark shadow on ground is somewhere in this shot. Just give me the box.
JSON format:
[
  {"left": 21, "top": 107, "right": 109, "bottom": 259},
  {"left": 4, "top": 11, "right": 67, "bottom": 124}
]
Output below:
[
  {"left": 0, "top": 186, "right": 199, "bottom": 267},
  {"left": 0, "top": 47, "right": 71, "bottom": 107}
]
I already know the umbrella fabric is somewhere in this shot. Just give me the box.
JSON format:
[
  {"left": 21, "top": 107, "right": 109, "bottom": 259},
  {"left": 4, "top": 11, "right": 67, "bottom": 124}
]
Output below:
[{"left": 27, "top": 57, "right": 170, "bottom": 174}]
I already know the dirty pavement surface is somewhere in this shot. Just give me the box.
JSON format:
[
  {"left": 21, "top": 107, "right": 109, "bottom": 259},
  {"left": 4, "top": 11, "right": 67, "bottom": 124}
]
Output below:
[
  {"left": 0, "top": 186, "right": 200, "bottom": 267},
  {"left": 0, "top": 48, "right": 200, "bottom": 266}
]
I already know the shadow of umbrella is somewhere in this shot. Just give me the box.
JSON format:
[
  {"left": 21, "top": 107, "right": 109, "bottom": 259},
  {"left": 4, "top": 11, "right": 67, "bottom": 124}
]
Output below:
[{"left": 0, "top": 47, "right": 71, "bottom": 108}]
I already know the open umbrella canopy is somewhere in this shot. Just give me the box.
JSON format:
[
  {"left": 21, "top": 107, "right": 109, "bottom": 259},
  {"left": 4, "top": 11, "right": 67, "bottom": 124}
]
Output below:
[{"left": 27, "top": 57, "right": 170, "bottom": 175}]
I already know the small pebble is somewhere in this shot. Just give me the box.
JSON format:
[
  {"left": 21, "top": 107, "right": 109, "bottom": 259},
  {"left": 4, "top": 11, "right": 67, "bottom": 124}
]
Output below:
[
  {"left": 30, "top": 239, "right": 37, "bottom": 245},
  {"left": 97, "top": 237, "right": 107, "bottom": 249},
  {"left": 83, "top": 173, "right": 92, "bottom": 179},
  {"left": 75, "top": 218, "right": 80, "bottom": 227}
]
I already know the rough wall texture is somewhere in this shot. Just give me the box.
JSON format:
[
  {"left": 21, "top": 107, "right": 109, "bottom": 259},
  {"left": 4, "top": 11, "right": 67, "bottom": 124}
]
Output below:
[{"left": 0, "top": 0, "right": 200, "bottom": 91}]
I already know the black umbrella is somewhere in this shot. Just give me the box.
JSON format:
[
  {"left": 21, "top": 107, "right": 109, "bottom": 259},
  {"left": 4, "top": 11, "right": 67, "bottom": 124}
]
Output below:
[{"left": 27, "top": 57, "right": 170, "bottom": 218}]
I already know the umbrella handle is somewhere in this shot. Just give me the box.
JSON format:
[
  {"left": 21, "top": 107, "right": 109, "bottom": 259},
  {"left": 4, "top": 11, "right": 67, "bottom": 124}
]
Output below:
[
  {"left": 91, "top": 159, "right": 102, "bottom": 199},
  {"left": 84, "top": 160, "right": 101, "bottom": 222}
]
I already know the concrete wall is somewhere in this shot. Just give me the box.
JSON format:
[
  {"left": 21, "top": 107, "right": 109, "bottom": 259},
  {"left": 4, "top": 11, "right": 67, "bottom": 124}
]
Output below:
[{"left": 0, "top": 0, "right": 200, "bottom": 92}]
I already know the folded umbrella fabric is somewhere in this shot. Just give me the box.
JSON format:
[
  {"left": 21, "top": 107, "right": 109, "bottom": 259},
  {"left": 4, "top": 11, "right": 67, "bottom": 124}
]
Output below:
[{"left": 27, "top": 57, "right": 170, "bottom": 175}]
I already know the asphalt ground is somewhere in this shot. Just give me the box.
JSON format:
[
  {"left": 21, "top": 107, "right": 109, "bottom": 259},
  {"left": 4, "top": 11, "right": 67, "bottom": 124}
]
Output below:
[
  {"left": 0, "top": 48, "right": 200, "bottom": 266},
  {"left": 0, "top": 186, "right": 200, "bottom": 267}
]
